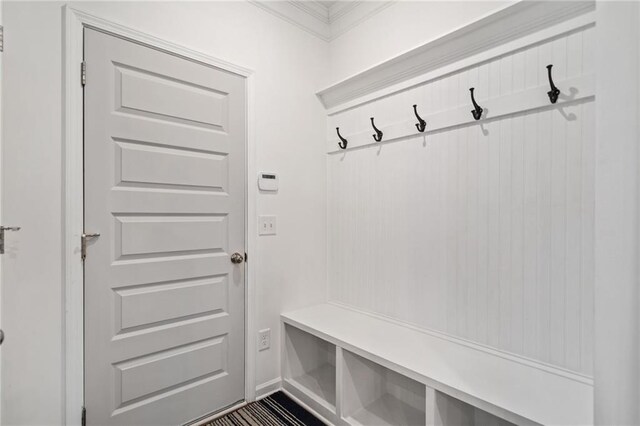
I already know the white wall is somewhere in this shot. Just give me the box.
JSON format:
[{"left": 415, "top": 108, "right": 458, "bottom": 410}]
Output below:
[
  {"left": 2, "top": 3, "right": 64, "bottom": 423},
  {"left": 594, "top": 1, "right": 640, "bottom": 424},
  {"left": 328, "top": 1, "right": 511, "bottom": 83},
  {"left": 7, "top": 1, "right": 639, "bottom": 425},
  {"left": 326, "top": 21, "right": 596, "bottom": 376},
  {"left": 1, "top": 2, "right": 328, "bottom": 424}
]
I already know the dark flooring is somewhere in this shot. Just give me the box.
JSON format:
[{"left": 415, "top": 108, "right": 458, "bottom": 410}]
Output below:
[{"left": 205, "top": 392, "right": 325, "bottom": 426}]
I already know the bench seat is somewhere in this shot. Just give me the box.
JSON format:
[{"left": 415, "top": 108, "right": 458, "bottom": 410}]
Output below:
[{"left": 281, "top": 303, "right": 593, "bottom": 425}]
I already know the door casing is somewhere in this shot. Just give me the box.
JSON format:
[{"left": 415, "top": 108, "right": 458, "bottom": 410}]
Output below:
[{"left": 63, "top": 7, "right": 258, "bottom": 425}]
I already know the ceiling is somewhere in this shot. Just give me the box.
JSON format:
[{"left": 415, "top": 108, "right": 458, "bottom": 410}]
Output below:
[{"left": 249, "top": 1, "right": 394, "bottom": 41}]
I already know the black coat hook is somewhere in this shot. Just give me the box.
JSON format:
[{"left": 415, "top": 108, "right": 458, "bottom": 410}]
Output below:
[
  {"left": 413, "top": 104, "right": 426, "bottom": 132},
  {"left": 469, "top": 88, "right": 483, "bottom": 120},
  {"left": 546, "top": 64, "right": 560, "bottom": 104},
  {"left": 336, "top": 127, "right": 348, "bottom": 149},
  {"left": 370, "top": 117, "right": 383, "bottom": 142}
]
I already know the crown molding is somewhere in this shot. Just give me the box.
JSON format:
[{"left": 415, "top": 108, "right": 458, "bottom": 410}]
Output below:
[
  {"left": 248, "top": 0, "right": 331, "bottom": 40},
  {"left": 329, "top": 1, "right": 394, "bottom": 39},
  {"left": 327, "top": 1, "right": 361, "bottom": 22},
  {"left": 290, "top": 1, "right": 330, "bottom": 24},
  {"left": 316, "top": 0, "right": 595, "bottom": 110},
  {"left": 248, "top": 0, "right": 394, "bottom": 42}
]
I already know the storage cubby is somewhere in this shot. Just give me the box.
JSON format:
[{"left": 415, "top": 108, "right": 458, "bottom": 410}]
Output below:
[
  {"left": 427, "top": 388, "right": 516, "bottom": 426},
  {"left": 283, "top": 324, "right": 337, "bottom": 410},
  {"left": 342, "top": 350, "right": 426, "bottom": 426}
]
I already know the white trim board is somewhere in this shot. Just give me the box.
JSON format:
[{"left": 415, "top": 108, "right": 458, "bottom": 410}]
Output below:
[
  {"left": 0, "top": 3, "right": 4, "bottom": 421},
  {"left": 255, "top": 377, "right": 282, "bottom": 400},
  {"left": 327, "top": 73, "right": 595, "bottom": 153},
  {"left": 316, "top": 1, "right": 595, "bottom": 111},
  {"left": 62, "top": 7, "right": 257, "bottom": 425}
]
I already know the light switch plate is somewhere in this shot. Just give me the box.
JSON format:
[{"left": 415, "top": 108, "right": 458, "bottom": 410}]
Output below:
[{"left": 258, "top": 215, "right": 276, "bottom": 236}]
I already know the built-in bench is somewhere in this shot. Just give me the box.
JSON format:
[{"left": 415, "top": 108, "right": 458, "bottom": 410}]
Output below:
[{"left": 281, "top": 303, "right": 593, "bottom": 426}]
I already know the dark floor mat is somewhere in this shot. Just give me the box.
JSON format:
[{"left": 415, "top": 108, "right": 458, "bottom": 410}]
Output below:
[{"left": 205, "top": 391, "right": 325, "bottom": 426}]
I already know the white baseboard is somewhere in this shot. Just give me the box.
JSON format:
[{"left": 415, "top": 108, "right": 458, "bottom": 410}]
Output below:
[{"left": 255, "top": 377, "right": 282, "bottom": 399}]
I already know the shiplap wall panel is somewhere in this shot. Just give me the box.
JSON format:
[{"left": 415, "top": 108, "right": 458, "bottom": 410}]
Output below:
[{"left": 327, "top": 26, "right": 595, "bottom": 376}]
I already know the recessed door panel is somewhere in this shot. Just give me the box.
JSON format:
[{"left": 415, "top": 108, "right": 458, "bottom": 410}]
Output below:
[
  {"left": 116, "top": 65, "right": 229, "bottom": 130},
  {"left": 117, "top": 141, "right": 229, "bottom": 191},
  {"left": 114, "top": 336, "right": 227, "bottom": 407},
  {"left": 115, "top": 275, "right": 228, "bottom": 331},
  {"left": 115, "top": 215, "right": 228, "bottom": 257}
]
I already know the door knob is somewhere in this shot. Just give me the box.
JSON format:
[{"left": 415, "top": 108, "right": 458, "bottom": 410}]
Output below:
[
  {"left": 231, "top": 252, "right": 244, "bottom": 264},
  {"left": 0, "top": 225, "right": 21, "bottom": 254}
]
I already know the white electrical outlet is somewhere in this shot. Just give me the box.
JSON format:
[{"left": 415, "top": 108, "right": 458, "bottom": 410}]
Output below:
[
  {"left": 258, "top": 329, "right": 271, "bottom": 351},
  {"left": 258, "top": 216, "right": 276, "bottom": 236}
]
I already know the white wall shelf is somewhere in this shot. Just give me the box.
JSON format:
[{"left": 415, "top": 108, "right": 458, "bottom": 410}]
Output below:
[
  {"left": 316, "top": 1, "right": 594, "bottom": 111},
  {"left": 281, "top": 303, "right": 593, "bottom": 426}
]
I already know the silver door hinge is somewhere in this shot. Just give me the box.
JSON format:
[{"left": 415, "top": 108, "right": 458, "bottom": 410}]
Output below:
[
  {"left": 81, "top": 61, "right": 86, "bottom": 86},
  {"left": 81, "top": 406, "right": 86, "bottom": 426},
  {"left": 0, "top": 26, "right": 4, "bottom": 52},
  {"left": 0, "top": 226, "right": 21, "bottom": 254},
  {"left": 81, "top": 232, "right": 100, "bottom": 261}
]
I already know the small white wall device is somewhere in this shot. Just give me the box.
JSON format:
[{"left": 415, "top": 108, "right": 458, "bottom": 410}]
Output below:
[{"left": 258, "top": 172, "right": 278, "bottom": 191}]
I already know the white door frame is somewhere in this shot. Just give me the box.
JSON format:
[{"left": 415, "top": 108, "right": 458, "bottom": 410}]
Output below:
[
  {"left": 0, "top": 2, "right": 4, "bottom": 422},
  {"left": 62, "top": 6, "right": 257, "bottom": 425}
]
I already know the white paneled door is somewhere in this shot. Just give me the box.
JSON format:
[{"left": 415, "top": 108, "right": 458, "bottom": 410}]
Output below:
[{"left": 83, "top": 28, "right": 246, "bottom": 425}]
